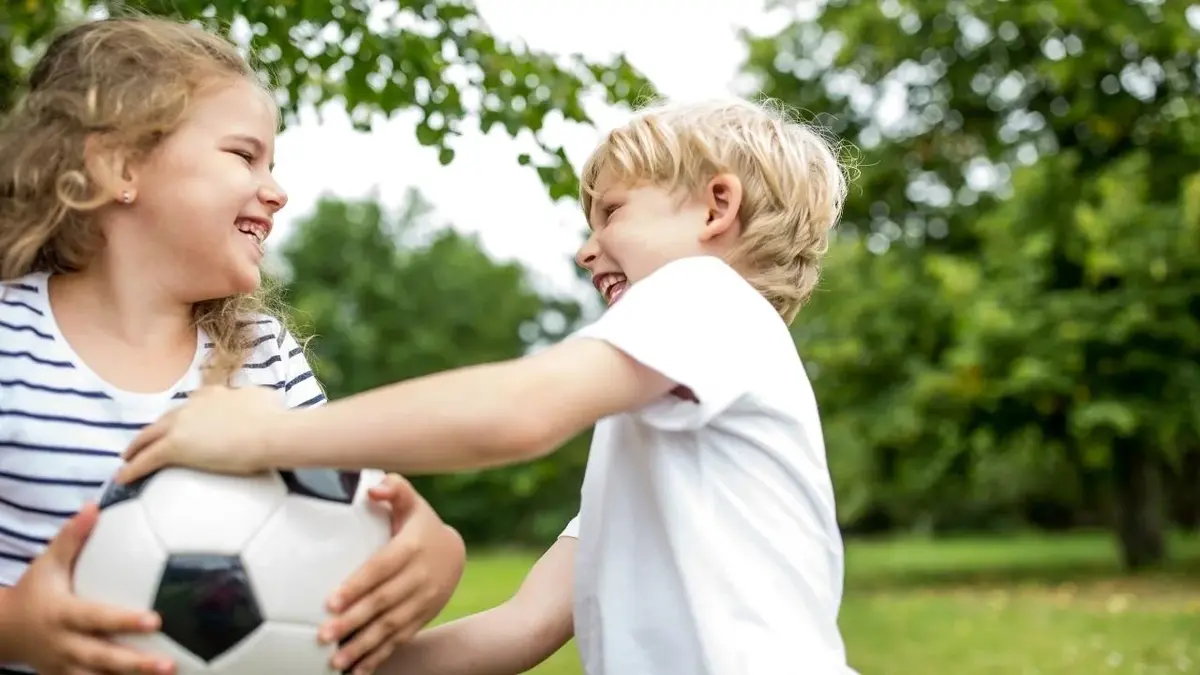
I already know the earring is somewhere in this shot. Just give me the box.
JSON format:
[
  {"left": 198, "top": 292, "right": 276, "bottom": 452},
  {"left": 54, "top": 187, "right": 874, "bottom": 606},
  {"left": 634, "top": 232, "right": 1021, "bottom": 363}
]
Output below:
[{"left": 120, "top": 190, "right": 133, "bottom": 204}]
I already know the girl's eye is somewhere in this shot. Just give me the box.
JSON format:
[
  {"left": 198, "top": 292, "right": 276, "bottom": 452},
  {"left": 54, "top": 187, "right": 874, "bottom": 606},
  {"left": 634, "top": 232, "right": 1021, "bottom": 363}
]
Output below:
[{"left": 231, "top": 150, "right": 255, "bottom": 163}]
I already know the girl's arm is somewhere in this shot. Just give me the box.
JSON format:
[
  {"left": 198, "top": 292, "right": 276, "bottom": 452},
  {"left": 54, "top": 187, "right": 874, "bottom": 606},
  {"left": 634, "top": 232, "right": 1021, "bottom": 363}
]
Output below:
[
  {"left": 0, "top": 587, "right": 21, "bottom": 661},
  {"left": 378, "top": 536, "right": 576, "bottom": 675}
]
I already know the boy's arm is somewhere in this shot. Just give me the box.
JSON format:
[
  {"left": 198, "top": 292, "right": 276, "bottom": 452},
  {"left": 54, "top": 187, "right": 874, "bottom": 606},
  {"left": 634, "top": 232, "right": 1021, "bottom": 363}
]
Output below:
[
  {"left": 376, "top": 535, "right": 576, "bottom": 675},
  {"left": 264, "top": 338, "right": 673, "bottom": 474}
]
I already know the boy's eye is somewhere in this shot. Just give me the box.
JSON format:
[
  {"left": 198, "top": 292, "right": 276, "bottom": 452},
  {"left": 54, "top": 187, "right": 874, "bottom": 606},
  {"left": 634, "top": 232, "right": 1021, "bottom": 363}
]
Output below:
[{"left": 230, "top": 150, "right": 255, "bottom": 163}]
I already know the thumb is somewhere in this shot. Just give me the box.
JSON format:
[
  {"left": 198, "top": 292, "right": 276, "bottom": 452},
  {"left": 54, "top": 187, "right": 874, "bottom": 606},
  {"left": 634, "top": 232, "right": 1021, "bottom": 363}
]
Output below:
[
  {"left": 369, "top": 474, "right": 419, "bottom": 524},
  {"left": 45, "top": 503, "right": 99, "bottom": 568}
]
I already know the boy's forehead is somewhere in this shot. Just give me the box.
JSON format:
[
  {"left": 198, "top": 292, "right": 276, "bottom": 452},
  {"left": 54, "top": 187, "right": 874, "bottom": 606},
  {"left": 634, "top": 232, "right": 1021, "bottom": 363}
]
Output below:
[{"left": 590, "top": 165, "right": 621, "bottom": 194}]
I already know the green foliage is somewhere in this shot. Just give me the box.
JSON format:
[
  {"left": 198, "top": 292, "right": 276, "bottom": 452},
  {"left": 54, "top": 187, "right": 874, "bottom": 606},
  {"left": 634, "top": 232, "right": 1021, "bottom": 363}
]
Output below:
[
  {"left": 278, "top": 190, "right": 587, "bottom": 544},
  {"left": 12, "top": 0, "right": 1197, "bottom": 561},
  {"left": 748, "top": 0, "right": 1200, "bottom": 562},
  {"left": 1, "top": 0, "right": 654, "bottom": 200},
  {"left": 446, "top": 535, "right": 1200, "bottom": 675}
]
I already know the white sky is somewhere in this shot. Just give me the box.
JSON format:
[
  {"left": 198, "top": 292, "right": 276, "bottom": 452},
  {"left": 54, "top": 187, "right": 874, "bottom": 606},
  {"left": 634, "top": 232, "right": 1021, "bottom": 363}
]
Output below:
[{"left": 270, "top": 0, "right": 796, "bottom": 300}]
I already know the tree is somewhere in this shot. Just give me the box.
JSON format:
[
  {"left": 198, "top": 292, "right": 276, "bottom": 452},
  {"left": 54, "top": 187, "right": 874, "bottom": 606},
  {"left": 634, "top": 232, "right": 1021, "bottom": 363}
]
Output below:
[
  {"left": 277, "top": 190, "right": 589, "bottom": 544},
  {"left": 748, "top": 0, "right": 1200, "bottom": 567},
  {"left": 2, "top": 0, "right": 654, "bottom": 200}
]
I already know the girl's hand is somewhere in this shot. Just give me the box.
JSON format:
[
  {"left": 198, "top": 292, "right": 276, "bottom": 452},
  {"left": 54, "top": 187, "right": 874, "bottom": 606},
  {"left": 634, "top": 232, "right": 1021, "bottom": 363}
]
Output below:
[
  {"left": 318, "top": 474, "right": 466, "bottom": 675},
  {"left": 8, "top": 504, "right": 174, "bottom": 675},
  {"left": 117, "top": 386, "right": 283, "bottom": 483}
]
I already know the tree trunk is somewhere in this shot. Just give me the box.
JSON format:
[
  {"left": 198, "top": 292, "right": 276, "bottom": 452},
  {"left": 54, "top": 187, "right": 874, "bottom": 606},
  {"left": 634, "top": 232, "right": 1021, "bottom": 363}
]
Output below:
[
  {"left": 1111, "top": 439, "right": 1167, "bottom": 571},
  {"left": 1175, "top": 448, "right": 1200, "bottom": 531}
]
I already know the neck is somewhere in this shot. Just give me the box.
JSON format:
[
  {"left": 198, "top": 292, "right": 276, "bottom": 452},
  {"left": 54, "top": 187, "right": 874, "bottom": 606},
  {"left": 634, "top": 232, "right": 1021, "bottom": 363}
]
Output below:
[{"left": 49, "top": 257, "right": 195, "bottom": 349}]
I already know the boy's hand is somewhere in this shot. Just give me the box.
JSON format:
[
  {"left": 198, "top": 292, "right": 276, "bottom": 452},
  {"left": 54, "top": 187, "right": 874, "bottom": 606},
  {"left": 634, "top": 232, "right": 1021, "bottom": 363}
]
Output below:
[
  {"left": 318, "top": 474, "right": 466, "bottom": 675},
  {"left": 117, "top": 386, "right": 284, "bottom": 484},
  {"left": 8, "top": 504, "right": 173, "bottom": 675}
]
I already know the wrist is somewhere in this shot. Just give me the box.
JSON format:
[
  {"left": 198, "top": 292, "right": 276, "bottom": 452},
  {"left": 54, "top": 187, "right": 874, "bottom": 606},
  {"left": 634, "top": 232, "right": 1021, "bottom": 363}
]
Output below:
[{"left": 0, "top": 586, "right": 29, "bottom": 662}]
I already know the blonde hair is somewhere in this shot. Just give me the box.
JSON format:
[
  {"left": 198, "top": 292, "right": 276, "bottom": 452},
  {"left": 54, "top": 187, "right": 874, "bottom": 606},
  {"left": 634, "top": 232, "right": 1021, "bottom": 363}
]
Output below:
[
  {"left": 580, "top": 97, "right": 850, "bottom": 322},
  {"left": 0, "top": 16, "right": 290, "bottom": 384}
]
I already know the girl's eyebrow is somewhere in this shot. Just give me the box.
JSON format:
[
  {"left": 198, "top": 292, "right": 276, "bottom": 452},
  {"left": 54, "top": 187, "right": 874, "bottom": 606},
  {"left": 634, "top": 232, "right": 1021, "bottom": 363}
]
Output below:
[{"left": 224, "top": 133, "right": 276, "bottom": 170}]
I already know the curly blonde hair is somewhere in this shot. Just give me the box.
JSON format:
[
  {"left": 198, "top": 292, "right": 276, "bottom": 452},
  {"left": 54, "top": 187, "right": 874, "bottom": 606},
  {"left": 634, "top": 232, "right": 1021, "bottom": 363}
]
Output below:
[
  {"left": 580, "top": 97, "right": 850, "bottom": 323},
  {"left": 0, "top": 16, "right": 290, "bottom": 384}
]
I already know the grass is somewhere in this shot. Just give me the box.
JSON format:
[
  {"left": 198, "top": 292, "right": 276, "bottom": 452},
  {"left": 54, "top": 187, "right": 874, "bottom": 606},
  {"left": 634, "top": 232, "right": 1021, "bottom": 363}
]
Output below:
[{"left": 437, "top": 531, "right": 1200, "bottom": 675}]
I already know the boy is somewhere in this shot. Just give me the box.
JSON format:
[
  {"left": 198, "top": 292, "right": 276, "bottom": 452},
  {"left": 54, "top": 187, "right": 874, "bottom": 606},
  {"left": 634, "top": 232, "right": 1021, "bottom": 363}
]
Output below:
[{"left": 117, "top": 97, "right": 856, "bottom": 675}]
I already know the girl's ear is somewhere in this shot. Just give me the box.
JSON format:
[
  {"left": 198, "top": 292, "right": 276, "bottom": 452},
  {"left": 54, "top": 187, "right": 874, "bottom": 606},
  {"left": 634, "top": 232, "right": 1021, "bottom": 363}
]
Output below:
[{"left": 84, "top": 134, "right": 139, "bottom": 204}]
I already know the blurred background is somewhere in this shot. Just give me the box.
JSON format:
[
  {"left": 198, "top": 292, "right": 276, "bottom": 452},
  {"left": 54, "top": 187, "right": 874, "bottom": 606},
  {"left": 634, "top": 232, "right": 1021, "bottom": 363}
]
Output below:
[{"left": 5, "top": 0, "right": 1199, "bottom": 673}]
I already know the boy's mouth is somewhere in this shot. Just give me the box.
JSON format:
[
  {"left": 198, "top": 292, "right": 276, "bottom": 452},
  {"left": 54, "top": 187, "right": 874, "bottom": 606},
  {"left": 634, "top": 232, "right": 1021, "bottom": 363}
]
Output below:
[{"left": 594, "top": 273, "right": 628, "bottom": 305}]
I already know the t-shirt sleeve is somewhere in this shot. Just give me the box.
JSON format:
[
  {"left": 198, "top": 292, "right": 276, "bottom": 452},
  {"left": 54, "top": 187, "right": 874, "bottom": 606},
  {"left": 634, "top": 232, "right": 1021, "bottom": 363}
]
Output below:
[
  {"left": 559, "top": 514, "right": 581, "bottom": 539},
  {"left": 568, "top": 256, "right": 783, "bottom": 431},
  {"left": 277, "top": 327, "right": 329, "bottom": 409}
]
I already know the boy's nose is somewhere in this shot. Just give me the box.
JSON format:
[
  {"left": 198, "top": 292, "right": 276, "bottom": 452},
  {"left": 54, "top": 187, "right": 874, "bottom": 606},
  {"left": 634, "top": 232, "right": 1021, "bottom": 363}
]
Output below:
[{"left": 575, "top": 236, "right": 600, "bottom": 269}]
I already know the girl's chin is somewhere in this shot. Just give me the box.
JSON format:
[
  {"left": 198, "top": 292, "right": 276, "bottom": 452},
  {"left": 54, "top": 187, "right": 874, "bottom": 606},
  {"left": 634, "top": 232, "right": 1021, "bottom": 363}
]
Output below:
[
  {"left": 212, "top": 266, "right": 263, "bottom": 300},
  {"left": 232, "top": 267, "right": 263, "bottom": 295}
]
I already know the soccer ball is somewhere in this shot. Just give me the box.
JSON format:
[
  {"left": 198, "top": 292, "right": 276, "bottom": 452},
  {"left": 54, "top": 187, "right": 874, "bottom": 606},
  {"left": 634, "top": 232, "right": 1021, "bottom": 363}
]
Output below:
[{"left": 73, "top": 467, "right": 391, "bottom": 675}]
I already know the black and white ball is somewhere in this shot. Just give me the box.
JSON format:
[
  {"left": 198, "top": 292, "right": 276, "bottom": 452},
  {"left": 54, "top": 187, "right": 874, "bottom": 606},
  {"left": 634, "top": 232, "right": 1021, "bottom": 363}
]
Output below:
[{"left": 73, "top": 467, "right": 390, "bottom": 675}]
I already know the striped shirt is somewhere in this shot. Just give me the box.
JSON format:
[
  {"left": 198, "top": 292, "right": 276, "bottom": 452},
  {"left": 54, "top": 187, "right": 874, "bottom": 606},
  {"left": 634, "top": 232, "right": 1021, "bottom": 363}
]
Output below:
[{"left": 0, "top": 272, "right": 327, "bottom": 674}]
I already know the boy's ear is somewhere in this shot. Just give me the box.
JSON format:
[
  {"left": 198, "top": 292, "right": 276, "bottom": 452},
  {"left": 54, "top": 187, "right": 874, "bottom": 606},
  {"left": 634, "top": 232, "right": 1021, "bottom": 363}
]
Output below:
[
  {"left": 700, "top": 173, "right": 743, "bottom": 242},
  {"left": 84, "top": 134, "right": 140, "bottom": 204}
]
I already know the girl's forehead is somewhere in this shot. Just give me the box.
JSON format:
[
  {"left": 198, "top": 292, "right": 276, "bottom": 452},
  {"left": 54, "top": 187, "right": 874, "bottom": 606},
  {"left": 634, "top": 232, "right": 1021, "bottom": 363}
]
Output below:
[{"left": 188, "top": 80, "right": 278, "bottom": 134}]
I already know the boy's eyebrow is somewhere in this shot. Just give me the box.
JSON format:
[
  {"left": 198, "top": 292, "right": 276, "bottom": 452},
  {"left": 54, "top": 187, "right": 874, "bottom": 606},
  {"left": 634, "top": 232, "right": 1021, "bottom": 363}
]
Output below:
[
  {"left": 587, "top": 192, "right": 619, "bottom": 229},
  {"left": 585, "top": 195, "right": 607, "bottom": 230}
]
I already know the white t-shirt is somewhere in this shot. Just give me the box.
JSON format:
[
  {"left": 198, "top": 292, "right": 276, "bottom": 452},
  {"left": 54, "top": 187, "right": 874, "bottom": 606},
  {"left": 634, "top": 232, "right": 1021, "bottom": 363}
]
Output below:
[
  {"left": 0, "top": 272, "right": 328, "bottom": 675},
  {"left": 558, "top": 256, "right": 853, "bottom": 675}
]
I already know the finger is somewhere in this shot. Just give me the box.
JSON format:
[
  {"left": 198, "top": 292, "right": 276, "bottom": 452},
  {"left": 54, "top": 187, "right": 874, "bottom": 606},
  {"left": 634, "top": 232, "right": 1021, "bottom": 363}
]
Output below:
[
  {"left": 63, "top": 633, "right": 174, "bottom": 675},
  {"left": 44, "top": 503, "right": 100, "bottom": 568},
  {"left": 122, "top": 415, "right": 173, "bottom": 462},
  {"left": 62, "top": 597, "right": 160, "bottom": 635},
  {"left": 367, "top": 473, "right": 407, "bottom": 495},
  {"left": 331, "top": 600, "right": 420, "bottom": 674},
  {"left": 114, "top": 444, "right": 167, "bottom": 486},
  {"left": 350, "top": 640, "right": 398, "bottom": 675},
  {"left": 325, "top": 541, "right": 414, "bottom": 616},
  {"left": 368, "top": 474, "right": 417, "bottom": 512},
  {"left": 325, "top": 571, "right": 422, "bottom": 657}
]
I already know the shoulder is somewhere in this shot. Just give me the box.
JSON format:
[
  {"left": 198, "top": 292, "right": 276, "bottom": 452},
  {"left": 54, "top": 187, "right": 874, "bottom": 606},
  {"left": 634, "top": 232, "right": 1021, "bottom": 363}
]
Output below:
[
  {"left": 235, "top": 314, "right": 305, "bottom": 379},
  {"left": 636, "top": 256, "right": 759, "bottom": 300},
  {"left": 0, "top": 272, "right": 49, "bottom": 314},
  {"left": 621, "top": 256, "right": 778, "bottom": 324},
  {"left": 580, "top": 256, "right": 786, "bottom": 352},
  {"left": 240, "top": 314, "right": 305, "bottom": 357},
  {"left": 0, "top": 273, "right": 53, "bottom": 354},
  {"left": 235, "top": 313, "right": 326, "bottom": 408}
]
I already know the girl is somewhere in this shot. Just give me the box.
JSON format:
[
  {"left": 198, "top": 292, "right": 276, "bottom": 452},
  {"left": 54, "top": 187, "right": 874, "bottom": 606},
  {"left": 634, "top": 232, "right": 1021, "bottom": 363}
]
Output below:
[{"left": 0, "top": 16, "right": 464, "bottom": 675}]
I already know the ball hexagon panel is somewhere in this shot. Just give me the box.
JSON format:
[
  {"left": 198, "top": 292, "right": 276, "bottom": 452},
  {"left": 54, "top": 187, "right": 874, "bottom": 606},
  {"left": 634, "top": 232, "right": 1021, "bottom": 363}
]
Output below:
[
  {"left": 73, "top": 500, "right": 166, "bottom": 611},
  {"left": 153, "top": 553, "right": 264, "bottom": 663},
  {"left": 208, "top": 621, "right": 337, "bottom": 675},
  {"left": 140, "top": 469, "right": 287, "bottom": 555},
  {"left": 242, "top": 471, "right": 390, "bottom": 624}
]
